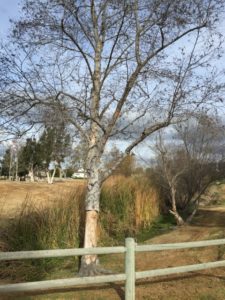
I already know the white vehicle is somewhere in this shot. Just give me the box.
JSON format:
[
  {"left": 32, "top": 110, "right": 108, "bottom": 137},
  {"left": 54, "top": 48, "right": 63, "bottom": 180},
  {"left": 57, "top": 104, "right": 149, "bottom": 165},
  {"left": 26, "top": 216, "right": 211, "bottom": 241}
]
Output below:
[{"left": 71, "top": 168, "right": 87, "bottom": 179}]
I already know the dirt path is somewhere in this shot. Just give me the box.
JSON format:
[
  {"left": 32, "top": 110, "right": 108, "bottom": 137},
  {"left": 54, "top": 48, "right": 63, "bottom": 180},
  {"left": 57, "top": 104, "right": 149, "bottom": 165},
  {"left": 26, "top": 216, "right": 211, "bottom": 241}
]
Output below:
[
  {"left": 1, "top": 181, "right": 225, "bottom": 299},
  {"left": 134, "top": 206, "right": 225, "bottom": 299},
  {"left": 2, "top": 206, "right": 225, "bottom": 300}
]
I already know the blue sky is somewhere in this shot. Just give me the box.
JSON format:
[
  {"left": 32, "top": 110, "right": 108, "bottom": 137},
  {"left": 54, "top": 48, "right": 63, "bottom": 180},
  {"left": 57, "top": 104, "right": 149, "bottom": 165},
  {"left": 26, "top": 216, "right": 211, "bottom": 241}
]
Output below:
[
  {"left": 0, "top": 0, "right": 21, "bottom": 38},
  {"left": 0, "top": 0, "right": 224, "bottom": 161}
]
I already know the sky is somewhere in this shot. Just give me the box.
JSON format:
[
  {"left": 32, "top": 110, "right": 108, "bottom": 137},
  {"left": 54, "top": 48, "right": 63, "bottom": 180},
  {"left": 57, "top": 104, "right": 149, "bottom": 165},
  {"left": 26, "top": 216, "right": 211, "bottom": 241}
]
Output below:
[
  {"left": 0, "top": 0, "right": 154, "bottom": 162},
  {"left": 0, "top": 0, "right": 21, "bottom": 39},
  {"left": 0, "top": 1, "right": 225, "bottom": 163}
]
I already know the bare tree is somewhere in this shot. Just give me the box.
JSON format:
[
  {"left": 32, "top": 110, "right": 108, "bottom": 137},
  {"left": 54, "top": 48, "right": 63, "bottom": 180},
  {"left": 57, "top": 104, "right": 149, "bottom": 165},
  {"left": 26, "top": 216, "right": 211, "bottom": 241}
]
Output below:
[
  {"left": 153, "top": 134, "right": 187, "bottom": 225},
  {"left": 152, "top": 115, "right": 225, "bottom": 225},
  {"left": 0, "top": 0, "right": 224, "bottom": 275}
]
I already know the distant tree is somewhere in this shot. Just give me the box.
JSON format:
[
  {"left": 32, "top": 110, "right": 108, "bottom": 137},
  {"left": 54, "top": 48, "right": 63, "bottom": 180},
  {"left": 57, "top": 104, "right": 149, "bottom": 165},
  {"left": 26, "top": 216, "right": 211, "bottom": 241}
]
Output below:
[
  {"left": 133, "top": 167, "right": 144, "bottom": 176},
  {"left": 105, "top": 146, "right": 122, "bottom": 167},
  {"left": 115, "top": 154, "right": 136, "bottom": 177},
  {"left": 105, "top": 146, "right": 135, "bottom": 177},
  {"left": 18, "top": 137, "right": 41, "bottom": 181},
  {"left": 51, "top": 125, "right": 71, "bottom": 178},
  {"left": 70, "top": 139, "right": 89, "bottom": 171},
  {"left": 1, "top": 142, "right": 20, "bottom": 180},
  {"left": 1, "top": 149, "right": 10, "bottom": 177},
  {"left": 38, "top": 126, "right": 71, "bottom": 183},
  {"left": 152, "top": 115, "right": 225, "bottom": 225},
  {"left": 64, "top": 167, "right": 75, "bottom": 178}
]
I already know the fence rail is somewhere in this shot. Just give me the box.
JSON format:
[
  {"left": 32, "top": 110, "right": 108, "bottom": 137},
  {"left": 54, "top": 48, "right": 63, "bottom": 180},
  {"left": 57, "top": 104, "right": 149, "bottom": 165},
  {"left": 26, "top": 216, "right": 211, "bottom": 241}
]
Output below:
[
  {"left": 0, "top": 246, "right": 126, "bottom": 261},
  {"left": 136, "top": 238, "right": 225, "bottom": 252},
  {"left": 1, "top": 237, "right": 225, "bottom": 299}
]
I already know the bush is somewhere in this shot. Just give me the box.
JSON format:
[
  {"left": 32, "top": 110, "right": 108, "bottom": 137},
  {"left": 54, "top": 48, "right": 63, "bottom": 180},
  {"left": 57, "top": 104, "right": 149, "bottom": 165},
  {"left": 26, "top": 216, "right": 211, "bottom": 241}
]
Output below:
[
  {"left": 0, "top": 187, "right": 85, "bottom": 281},
  {"left": 0, "top": 175, "right": 160, "bottom": 280},
  {"left": 100, "top": 176, "right": 160, "bottom": 243}
]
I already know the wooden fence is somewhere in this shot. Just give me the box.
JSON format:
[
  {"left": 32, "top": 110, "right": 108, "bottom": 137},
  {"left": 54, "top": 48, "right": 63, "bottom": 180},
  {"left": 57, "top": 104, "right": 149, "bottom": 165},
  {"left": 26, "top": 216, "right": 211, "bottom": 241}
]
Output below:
[{"left": 1, "top": 237, "right": 225, "bottom": 299}]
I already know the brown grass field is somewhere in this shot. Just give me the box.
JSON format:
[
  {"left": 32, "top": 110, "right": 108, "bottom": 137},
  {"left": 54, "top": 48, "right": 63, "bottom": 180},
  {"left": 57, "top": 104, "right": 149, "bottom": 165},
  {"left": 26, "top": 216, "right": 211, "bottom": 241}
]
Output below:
[
  {"left": 0, "top": 180, "right": 85, "bottom": 219},
  {"left": 1, "top": 180, "right": 225, "bottom": 299}
]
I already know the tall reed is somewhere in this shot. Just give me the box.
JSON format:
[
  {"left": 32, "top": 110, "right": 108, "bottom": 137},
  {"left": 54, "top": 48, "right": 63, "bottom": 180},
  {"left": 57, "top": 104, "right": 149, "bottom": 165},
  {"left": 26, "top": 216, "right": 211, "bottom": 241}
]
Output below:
[
  {"left": 100, "top": 176, "right": 160, "bottom": 242},
  {"left": 0, "top": 186, "right": 85, "bottom": 281},
  {"left": 0, "top": 175, "right": 160, "bottom": 280}
]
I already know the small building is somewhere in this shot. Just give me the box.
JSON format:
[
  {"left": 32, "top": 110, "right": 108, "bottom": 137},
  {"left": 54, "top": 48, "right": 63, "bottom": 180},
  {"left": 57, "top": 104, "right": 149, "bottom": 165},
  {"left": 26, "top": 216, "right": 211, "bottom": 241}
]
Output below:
[{"left": 71, "top": 168, "right": 87, "bottom": 179}]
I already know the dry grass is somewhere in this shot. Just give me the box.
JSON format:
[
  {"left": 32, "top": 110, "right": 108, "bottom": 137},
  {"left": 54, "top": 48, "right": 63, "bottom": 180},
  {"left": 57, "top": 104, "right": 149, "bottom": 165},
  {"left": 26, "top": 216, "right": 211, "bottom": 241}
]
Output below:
[
  {"left": 100, "top": 176, "right": 160, "bottom": 243},
  {"left": 0, "top": 185, "right": 86, "bottom": 281},
  {"left": 0, "top": 180, "right": 85, "bottom": 218},
  {"left": 134, "top": 178, "right": 159, "bottom": 228},
  {"left": 0, "top": 176, "right": 160, "bottom": 282},
  {"left": 1, "top": 181, "right": 225, "bottom": 299}
]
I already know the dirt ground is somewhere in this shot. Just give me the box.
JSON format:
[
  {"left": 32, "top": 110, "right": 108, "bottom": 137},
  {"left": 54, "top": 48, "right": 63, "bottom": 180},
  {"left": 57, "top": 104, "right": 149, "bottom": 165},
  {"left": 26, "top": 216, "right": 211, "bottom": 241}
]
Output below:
[{"left": 1, "top": 181, "right": 225, "bottom": 300}]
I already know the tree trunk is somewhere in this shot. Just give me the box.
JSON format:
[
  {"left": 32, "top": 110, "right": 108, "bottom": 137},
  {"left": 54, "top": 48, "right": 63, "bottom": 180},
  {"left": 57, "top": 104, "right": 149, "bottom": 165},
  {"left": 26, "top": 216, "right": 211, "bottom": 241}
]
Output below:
[
  {"left": 29, "top": 167, "right": 34, "bottom": 182},
  {"left": 79, "top": 210, "right": 99, "bottom": 276},
  {"left": 79, "top": 162, "right": 101, "bottom": 276},
  {"left": 187, "top": 199, "right": 200, "bottom": 223},
  {"left": 15, "top": 158, "right": 18, "bottom": 181},
  {"left": 50, "top": 167, "right": 56, "bottom": 184},
  {"left": 169, "top": 185, "right": 185, "bottom": 226},
  {"left": 78, "top": 129, "right": 113, "bottom": 276},
  {"left": 170, "top": 210, "right": 185, "bottom": 226},
  {"left": 46, "top": 170, "right": 51, "bottom": 184},
  {"left": 59, "top": 167, "right": 62, "bottom": 179},
  {"left": 78, "top": 32, "right": 104, "bottom": 275}
]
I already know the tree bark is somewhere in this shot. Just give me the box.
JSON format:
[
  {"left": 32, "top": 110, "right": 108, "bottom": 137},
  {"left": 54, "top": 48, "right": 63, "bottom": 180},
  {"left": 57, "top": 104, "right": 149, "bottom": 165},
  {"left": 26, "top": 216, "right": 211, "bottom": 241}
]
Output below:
[
  {"left": 169, "top": 185, "right": 185, "bottom": 226},
  {"left": 79, "top": 210, "right": 99, "bottom": 276},
  {"left": 79, "top": 171, "right": 103, "bottom": 275},
  {"left": 78, "top": 141, "right": 103, "bottom": 276}
]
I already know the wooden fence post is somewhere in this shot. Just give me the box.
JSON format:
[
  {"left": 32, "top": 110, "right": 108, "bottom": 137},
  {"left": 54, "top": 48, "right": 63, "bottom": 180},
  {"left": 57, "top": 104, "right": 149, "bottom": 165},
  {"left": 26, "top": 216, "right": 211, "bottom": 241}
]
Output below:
[{"left": 125, "top": 237, "right": 135, "bottom": 300}]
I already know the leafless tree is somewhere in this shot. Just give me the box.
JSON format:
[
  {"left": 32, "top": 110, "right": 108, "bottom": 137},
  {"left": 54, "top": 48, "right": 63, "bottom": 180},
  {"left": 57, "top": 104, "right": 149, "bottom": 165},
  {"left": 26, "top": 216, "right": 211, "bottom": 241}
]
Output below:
[
  {"left": 152, "top": 115, "right": 225, "bottom": 225},
  {"left": 153, "top": 134, "right": 187, "bottom": 225},
  {"left": 0, "top": 0, "right": 224, "bottom": 275}
]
